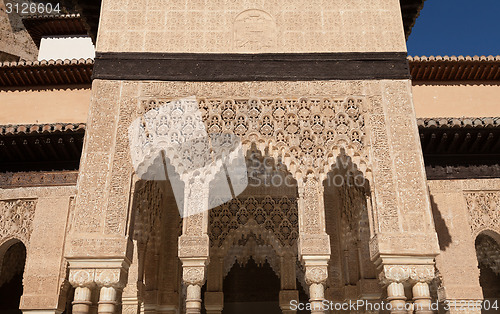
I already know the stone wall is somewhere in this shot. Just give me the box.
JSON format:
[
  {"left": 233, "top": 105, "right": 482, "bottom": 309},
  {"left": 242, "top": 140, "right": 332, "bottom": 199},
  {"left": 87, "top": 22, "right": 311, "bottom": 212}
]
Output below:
[
  {"left": 0, "top": 0, "right": 38, "bottom": 61},
  {"left": 429, "top": 178, "right": 500, "bottom": 310},
  {"left": 0, "top": 86, "right": 91, "bottom": 124},
  {"left": 413, "top": 82, "right": 500, "bottom": 118},
  {"left": 96, "top": 0, "right": 407, "bottom": 53},
  {"left": 0, "top": 183, "right": 76, "bottom": 312}
]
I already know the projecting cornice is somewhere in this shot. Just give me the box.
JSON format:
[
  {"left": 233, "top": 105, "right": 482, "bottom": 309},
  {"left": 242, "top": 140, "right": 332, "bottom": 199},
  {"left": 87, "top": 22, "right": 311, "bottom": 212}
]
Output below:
[
  {"left": 409, "top": 55, "right": 500, "bottom": 81},
  {"left": 0, "top": 123, "right": 85, "bottom": 172},
  {"left": 0, "top": 58, "right": 93, "bottom": 86}
]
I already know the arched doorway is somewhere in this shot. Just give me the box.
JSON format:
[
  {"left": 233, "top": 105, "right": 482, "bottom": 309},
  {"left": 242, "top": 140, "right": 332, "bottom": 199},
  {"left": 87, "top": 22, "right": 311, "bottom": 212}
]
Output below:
[
  {"left": 0, "top": 240, "right": 27, "bottom": 314},
  {"left": 475, "top": 233, "right": 500, "bottom": 314},
  {"left": 223, "top": 257, "right": 281, "bottom": 314}
]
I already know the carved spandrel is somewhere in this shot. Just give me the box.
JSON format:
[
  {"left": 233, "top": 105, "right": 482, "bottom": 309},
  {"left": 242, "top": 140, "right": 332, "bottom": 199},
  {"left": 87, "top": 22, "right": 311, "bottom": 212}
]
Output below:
[{"left": 0, "top": 199, "right": 37, "bottom": 245}]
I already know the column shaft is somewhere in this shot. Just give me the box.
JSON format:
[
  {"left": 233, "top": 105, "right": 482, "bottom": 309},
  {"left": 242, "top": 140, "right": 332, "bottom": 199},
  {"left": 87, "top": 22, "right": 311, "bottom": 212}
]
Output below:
[
  {"left": 186, "top": 285, "right": 202, "bottom": 314},
  {"left": 413, "top": 282, "right": 433, "bottom": 314},
  {"left": 98, "top": 287, "right": 118, "bottom": 314},
  {"left": 387, "top": 282, "right": 407, "bottom": 314},
  {"left": 73, "top": 287, "right": 93, "bottom": 314}
]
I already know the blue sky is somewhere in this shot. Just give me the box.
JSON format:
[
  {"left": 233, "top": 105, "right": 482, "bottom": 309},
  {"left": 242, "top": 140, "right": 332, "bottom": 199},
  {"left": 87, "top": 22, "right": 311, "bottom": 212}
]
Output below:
[{"left": 407, "top": 0, "right": 500, "bottom": 56}]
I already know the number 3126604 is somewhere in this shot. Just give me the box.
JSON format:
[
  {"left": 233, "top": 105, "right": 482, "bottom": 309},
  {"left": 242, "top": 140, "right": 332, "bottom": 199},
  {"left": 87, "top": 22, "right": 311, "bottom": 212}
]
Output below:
[{"left": 5, "top": 2, "right": 61, "bottom": 14}]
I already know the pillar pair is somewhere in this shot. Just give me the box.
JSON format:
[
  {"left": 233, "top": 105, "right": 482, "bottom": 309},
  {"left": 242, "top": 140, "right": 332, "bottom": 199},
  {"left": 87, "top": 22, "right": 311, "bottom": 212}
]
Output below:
[
  {"left": 382, "top": 264, "right": 435, "bottom": 314},
  {"left": 69, "top": 261, "right": 129, "bottom": 314},
  {"left": 72, "top": 285, "right": 120, "bottom": 314}
]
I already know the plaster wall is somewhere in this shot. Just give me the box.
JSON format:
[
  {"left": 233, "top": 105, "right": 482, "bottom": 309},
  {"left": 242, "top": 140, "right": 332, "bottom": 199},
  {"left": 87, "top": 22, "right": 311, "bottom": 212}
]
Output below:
[
  {"left": 0, "top": 86, "right": 90, "bottom": 124},
  {"left": 412, "top": 82, "right": 500, "bottom": 118}
]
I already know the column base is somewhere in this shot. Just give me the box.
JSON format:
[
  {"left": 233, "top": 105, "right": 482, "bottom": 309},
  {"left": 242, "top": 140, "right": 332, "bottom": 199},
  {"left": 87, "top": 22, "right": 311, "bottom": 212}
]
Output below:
[{"left": 22, "top": 311, "right": 63, "bottom": 314}]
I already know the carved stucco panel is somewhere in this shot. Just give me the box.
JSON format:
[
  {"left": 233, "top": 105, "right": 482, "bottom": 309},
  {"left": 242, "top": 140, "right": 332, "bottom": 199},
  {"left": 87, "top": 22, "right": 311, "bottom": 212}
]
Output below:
[
  {"left": 234, "top": 9, "right": 277, "bottom": 52},
  {"left": 136, "top": 95, "right": 369, "bottom": 179},
  {"left": 0, "top": 199, "right": 37, "bottom": 246},
  {"left": 465, "top": 190, "right": 500, "bottom": 237},
  {"left": 104, "top": 82, "right": 139, "bottom": 235},
  {"left": 73, "top": 80, "right": 122, "bottom": 234}
]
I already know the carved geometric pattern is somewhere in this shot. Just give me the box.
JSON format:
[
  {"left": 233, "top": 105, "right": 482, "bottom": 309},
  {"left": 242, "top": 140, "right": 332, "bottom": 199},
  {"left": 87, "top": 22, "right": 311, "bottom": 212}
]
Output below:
[
  {"left": 0, "top": 199, "right": 37, "bottom": 245},
  {"left": 464, "top": 191, "right": 500, "bottom": 237},
  {"left": 138, "top": 97, "right": 368, "bottom": 175},
  {"left": 209, "top": 196, "right": 298, "bottom": 247}
]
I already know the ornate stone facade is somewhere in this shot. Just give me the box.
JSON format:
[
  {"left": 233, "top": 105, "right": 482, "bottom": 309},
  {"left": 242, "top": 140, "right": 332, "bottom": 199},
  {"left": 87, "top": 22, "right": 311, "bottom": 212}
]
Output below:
[{"left": 0, "top": 0, "right": 498, "bottom": 313}]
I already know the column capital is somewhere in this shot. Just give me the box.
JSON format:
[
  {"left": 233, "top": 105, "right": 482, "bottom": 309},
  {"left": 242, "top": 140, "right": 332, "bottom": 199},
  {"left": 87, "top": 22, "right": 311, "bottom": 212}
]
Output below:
[
  {"left": 378, "top": 263, "right": 435, "bottom": 286},
  {"left": 67, "top": 258, "right": 130, "bottom": 289},
  {"left": 183, "top": 266, "right": 206, "bottom": 286},
  {"left": 68, "top": 269, "right": 96, "bottom": 288},
  {"left": 304, "top": 264, "right": 329, "bottom": 286},
  {"left": 181, "top": 258, "right": 208, "bottom": 287}
]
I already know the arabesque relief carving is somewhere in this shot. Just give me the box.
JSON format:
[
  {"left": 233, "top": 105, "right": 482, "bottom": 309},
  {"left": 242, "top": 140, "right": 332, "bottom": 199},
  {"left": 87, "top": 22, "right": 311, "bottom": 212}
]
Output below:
[
  {"left": 135, "top": 96, "right": 368, "bottom": 178},
  {"left": 0, "top": 199, "right": 37, "bottom": 245},
  {"left": 465, "top": 191, "right": 500, "bottom": 237},
  {"left": 209, "top": 196, "right": 299, "bottom": 248}
]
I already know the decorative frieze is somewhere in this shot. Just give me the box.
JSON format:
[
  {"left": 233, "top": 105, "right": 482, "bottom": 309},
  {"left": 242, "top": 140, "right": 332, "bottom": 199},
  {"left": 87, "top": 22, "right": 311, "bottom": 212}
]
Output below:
[
  {"left": 0, "top": 171, "right": 78, "bottom": 188},
  {"left": 134, "top": 96, "right": 368, "bottom": 177}
]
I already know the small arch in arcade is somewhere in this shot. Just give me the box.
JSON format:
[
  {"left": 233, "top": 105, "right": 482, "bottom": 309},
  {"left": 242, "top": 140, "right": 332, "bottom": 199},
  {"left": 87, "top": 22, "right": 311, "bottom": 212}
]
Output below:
[{"left": 0, "top": 239, "right": 27, "bottom": 314}]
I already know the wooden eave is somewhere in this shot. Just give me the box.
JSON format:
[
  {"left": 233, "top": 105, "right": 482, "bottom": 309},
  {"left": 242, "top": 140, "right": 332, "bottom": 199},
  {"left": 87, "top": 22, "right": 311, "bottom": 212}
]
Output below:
[
  {"left": 0, "top": 58, "right": 93, "bottom": 87},
  {"left": 418, "top": 117, "right": 500, "bottom": 167},
  {"left": 400, "top": 0, "right": 426, "bottom": 39},
  {"left": 0, "top": 123, "right": 85, "bottom": 172},
  {"left": 409, "top": 55, "right": 500, "bottom": 81},
  {"left": 22, "top": 14, "right": 89, "bottom": 47}
]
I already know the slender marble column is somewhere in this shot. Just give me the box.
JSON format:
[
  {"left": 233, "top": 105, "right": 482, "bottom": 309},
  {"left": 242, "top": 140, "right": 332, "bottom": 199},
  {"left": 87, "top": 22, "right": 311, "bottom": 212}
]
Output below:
[
  {"left": 73, "top": 287, "right": 93, "bottom": 314},
  {"left": 387, "top": 282, "right": 407, "bottom": 314},
  {"left": 97, "top": 287, "right": 118, "bottom": 314},
  {"left": 413, "top": 282, "right": 433, "bottom": 314}
]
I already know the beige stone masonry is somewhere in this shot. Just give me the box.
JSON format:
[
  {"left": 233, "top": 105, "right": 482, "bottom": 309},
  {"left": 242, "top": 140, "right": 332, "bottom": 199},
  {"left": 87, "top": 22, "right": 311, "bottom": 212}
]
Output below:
[{"left": 96, "top": 0, "right": 407, "bottom": 53}]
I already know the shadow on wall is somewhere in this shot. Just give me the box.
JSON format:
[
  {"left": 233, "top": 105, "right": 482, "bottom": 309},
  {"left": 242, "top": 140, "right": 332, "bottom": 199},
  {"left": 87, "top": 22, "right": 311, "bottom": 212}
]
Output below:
[
  {"left": 430, "top": 195, "right": 452, "bottom": 251},
  {"left": 0, "top": 240, "right": 26, "bottom": 314}
]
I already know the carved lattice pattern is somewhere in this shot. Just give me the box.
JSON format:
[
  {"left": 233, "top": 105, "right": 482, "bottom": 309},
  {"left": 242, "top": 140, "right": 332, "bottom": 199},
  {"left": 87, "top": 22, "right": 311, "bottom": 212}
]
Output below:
[
  {"left": 209, "top": 196, "right": 299, "bottom": 248},
  {"left": 136, "top": 97, "right": 367, "bottom": 174}
]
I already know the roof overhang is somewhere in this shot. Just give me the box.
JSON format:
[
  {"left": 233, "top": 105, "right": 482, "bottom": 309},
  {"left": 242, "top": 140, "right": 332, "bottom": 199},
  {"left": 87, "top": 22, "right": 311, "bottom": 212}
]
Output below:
[
  {"left": 23, "top": 14, "right": 89, "bottom": 48},
  {"left": 400, "top": 0, "right": 426, "bottom": 39},
  {"left": 0, "top": 123, "right": 85, "bottom": 172},
  {"left": 0, "top": 58, "right": 93, "bottom": 86},
  {"left": 409, "top": 56, "right": 500, "bottom": 81}
]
